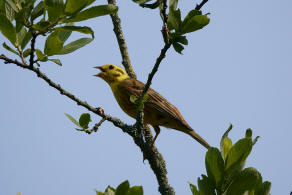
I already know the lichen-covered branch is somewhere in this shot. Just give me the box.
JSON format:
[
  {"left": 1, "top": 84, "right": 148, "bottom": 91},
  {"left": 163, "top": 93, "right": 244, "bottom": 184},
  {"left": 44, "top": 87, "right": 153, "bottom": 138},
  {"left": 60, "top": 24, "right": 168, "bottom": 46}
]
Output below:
[{"left": 107, "top": 0, "right": 136, "bottom": 79}]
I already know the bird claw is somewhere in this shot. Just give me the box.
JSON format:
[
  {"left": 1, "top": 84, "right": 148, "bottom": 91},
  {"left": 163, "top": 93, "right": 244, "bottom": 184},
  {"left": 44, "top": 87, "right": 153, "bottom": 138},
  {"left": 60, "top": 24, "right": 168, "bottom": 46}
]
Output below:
[{"left": 96, "top": 107, "right": 104, "bottom": 115}]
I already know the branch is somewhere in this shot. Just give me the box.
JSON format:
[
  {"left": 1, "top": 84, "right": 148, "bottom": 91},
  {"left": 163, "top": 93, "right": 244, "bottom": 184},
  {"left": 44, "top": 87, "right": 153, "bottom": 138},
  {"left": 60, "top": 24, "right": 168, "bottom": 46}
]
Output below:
[
  {"left": 107, "top": 0, "right": 136, "bottom": 79},
  {"left": 195, "top": 0, "right": 209, "bottom": 10},
  {"left": 0, "top": 54, "right": 175, "bottom": 195},
  {"left": 29, "top": 32, "right": 38, "bottom": 67}
]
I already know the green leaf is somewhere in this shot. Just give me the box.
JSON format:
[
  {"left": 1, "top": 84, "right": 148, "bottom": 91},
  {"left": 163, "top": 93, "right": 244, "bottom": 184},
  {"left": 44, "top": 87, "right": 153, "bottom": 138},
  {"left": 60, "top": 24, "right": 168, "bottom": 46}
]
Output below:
[
  {"left": 85, "top": 0, "right": 95, "bottom": 8},
  {"left": 173, "top": 35, "right": 188, "bottom": 45},
  {"left": 2, "top": 42, "right": 18, "bottom": 55},
  {"left": 226, "top": 167, "right": 262, "bottom": 195},
  {"left": 36, "top": 49, "right": 48, "bottom": 61},
  {"left": 253, "top": 136, "right": 260, "bottom": 145},
  {"left": 16, "top": 26, "right": 26, "bottom": 47},
  {"left": 246, "top": 128, "right": 252, "bottom": 138},
  {"left": 115, "top": 180, "right": 130, "bottom": 195},
  {"left": 182, "top": 9, "right": 202, "bottom": 27},
  {"left": 56, "top": 37, "right": 93, "bottom": 55},
  {"left": 79, "top": 113, "right": 91, "bottom": 129},
  {"left": 14, "top": 0, "right": 35, "bottom": 29},
  {"left": 169, "top": 0, "right": 178, "bottom": 11},
  {"left": 95, "top": 190, "right": 105, "bottom": 195},
  {"left": 49, "top": 58, "right": 62, "bottom": 66},
  {"left": 31, "top": 1, "right": 44, "bottom": 21},
  {"left": 65, "top": 0, "right": 89, "bottom": 15},
  {"left": 181, "top": 15, "right": 210, "bottom": 34},
  {"left": 225, "top": 138, "right": 253, "bottom": 171},
  {"left": 21, "top": 30, "right": 32, "bottom": 49},
  {"left": 65, "top": 113, "right": 82, "bottom": 128},
  {"left": 4, "top": 2, "right": 15, "bottom": 21},
  {"left": 23, "top": 48, "right": 31, "bottom": 57},
  {"left": 0, "top": 1, "right": 4, "bottom": 15},
  {"left": 168, "top": 9, "right": 181, "bottom": 31},
  {"left": 132, "top": 0, "right": 150, "bottom": 4},
  {"left": 205, "top": 147, "right": 224, "bottom": 188},
  {"left": 0, "top": 14, "right": 16, "bottom": 45},
  {"left": 220, "top": 124, "right": 233, "bottom": 159},
  {"left": 223, "top": 137, "right": 253, "bottom": 191},
  {"left": 31, "top": 20, "right": 50, "bottom": 32},
  {"left": 130, "top": 95, "right": 138, "bottom": 104},
  {"left": 64, "top": 4, "right": 118, "bottom": 23},
  {"left": 44, "top": 31, "right": 64, "bottom": 56},
  {"left": 255, "top": 181, "right": 271, "bottom": 195},
  {"left": 142, "top": 93, "right": 148, "bottom": 103},
  {"left": 128, "top": 186, "right": 143, "bottom": 195},
  {"left": 139, "top": 1, "right": 159, "bottom": 9},
  {"left": 4, "top": 0, "right": 18, "bottom": 12},
  {"left": 221, "top": 137, "right": 232, "bottom": 160},
  {"left": 44, "top": 0, "right": 64, "bottom": 22},
  {"left": 189, "top": 183, "right": 199, "bottom": 195},
  {"left": 173, "top": 42, "right": 184, "bottom": 54},
  {"left": 104, "top": 186, "right": 115, "bottom": 195},
  {"left": 197, "top": 175, "right": 216, "bottom": 195},
  {"left": 57, "top": 29, "right": 72, "bottom": 42},
  {"left": 55, "top": 26, "right": 94, "bottom": 38}
]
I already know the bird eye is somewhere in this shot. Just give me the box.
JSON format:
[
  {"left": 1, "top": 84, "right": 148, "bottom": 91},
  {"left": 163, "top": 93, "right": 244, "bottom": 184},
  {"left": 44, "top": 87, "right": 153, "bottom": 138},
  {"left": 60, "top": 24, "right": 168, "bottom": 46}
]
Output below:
[{"left": 109, "top": 65, "right": 114, "bottom": 70}]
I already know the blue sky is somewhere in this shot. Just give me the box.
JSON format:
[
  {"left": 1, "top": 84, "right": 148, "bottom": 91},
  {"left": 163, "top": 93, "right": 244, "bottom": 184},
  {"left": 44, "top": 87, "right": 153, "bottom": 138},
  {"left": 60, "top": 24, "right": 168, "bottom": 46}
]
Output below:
[{"left": 1, "top": 0, "right": 291, "bottom": 194}]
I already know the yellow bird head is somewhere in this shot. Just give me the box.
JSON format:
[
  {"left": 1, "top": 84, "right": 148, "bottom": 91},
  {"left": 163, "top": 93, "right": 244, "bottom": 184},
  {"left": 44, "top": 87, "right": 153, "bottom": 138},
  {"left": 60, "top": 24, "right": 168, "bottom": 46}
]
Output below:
[{"left": 94, "top": 64, "right": 129, "bottom": 84}]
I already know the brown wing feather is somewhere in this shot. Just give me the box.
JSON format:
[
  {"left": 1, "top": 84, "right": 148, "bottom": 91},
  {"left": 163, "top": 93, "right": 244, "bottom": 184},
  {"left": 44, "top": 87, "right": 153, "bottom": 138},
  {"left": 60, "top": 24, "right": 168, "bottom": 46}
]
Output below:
[{"left": 118, "top": 78, "right": 188, "bottom": 125}]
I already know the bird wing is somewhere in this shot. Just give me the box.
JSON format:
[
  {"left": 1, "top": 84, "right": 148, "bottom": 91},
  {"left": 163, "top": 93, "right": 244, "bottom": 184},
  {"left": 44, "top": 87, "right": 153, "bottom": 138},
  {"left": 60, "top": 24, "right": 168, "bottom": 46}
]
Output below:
[{"left": 118, "top": 79, "right": 185, "bottom": 122}]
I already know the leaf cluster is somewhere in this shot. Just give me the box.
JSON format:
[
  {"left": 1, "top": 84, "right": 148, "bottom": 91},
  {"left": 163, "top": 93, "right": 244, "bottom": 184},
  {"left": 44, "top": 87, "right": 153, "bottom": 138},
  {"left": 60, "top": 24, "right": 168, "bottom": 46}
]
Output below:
[
  {"left": 95, "top": 180, "right": 143, "bottom": 195},
  {"left": 65, "top": 113, "right": 92, "bottom": 132},
  {"left": 189, "top": 125, "right": 271, "bottom": 195},
  {"left": 0, "top": 0, "right": 118, "bottom": 66},
  {"left": 132, "top": 0, "right": 210, "bottom": 54}
]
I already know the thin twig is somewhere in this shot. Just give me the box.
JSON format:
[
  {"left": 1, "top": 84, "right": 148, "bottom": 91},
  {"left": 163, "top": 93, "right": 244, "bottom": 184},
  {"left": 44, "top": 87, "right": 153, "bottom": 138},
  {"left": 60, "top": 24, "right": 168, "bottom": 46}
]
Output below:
[
  {"left": 16, "top": 46, "right": 26, "bottom": 64},
  {"left": 195, "top": 0, "right": 209, "bottom": 10},
  {"left": 29, "top": 32, "right": 37, "bottom": 67},
  {"left": 107, "top": 0, "right": 136, "bottom": 79},
  {"left": 82, "top": 118, "right": 106, "bottom": 134},
  {"left": 161, "top": 0, "right": 169, "bottom": 44}
]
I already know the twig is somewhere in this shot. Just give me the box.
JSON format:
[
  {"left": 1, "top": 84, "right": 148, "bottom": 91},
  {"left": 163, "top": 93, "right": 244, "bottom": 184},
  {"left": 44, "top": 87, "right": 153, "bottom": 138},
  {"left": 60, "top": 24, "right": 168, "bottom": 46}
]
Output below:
[
  {"left": 16, "top": 46, "right": 26, "bottom": 64},
  {"left": 107, "top": 0, "right": 136, "bottom": 79},
  {"left": 82, "top": 118, "right": 106, "bottom": 134},
  {"left": 161, "top": 0, "right": 169, "bottom": 44},
  {"left": 195, "top": 0, "right": 209, "bottom": 10},
  {"left": 29, "top": 32, "right": 38, "bottom": 67}
]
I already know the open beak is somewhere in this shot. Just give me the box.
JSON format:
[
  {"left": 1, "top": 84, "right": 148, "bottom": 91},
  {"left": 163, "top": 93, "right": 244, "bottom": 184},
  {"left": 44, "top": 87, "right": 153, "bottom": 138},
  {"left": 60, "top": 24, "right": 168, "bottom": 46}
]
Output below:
[{"left": 93, "top": 66, "right": 106, "bottom": 78}]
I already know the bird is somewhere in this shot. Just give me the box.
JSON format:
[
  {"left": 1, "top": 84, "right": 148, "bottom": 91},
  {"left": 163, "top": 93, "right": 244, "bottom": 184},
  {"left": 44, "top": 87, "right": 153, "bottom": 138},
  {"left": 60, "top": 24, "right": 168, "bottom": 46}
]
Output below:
[{"left": 94, "top": 64, "right": 210, "bottom": 149}]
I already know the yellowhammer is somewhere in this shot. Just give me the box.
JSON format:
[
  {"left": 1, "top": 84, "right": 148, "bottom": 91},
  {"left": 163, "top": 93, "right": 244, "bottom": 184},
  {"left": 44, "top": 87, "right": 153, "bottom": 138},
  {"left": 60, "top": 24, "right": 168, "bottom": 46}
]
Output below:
[{"left": 94, "top": 64, "right": 210, "bottom": 149}]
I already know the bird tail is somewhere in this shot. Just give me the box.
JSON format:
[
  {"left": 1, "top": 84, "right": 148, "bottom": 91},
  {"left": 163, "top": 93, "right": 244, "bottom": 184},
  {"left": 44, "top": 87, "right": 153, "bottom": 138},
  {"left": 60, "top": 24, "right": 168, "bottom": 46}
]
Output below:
[{"left": 187, "top": 130, "right": 210, "bottom": 150}]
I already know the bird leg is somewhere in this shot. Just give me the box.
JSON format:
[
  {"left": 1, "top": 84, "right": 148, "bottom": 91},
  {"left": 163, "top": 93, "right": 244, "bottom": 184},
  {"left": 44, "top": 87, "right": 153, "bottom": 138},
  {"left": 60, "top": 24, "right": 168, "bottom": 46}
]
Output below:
[{"left": 151, "top": 125, "right": 161, "bottom": 150}]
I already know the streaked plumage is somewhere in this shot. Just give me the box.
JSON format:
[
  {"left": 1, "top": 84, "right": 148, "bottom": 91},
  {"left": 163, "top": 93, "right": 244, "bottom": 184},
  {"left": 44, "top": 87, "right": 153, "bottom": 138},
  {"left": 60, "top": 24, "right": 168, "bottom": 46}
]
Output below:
[{"left": 95, "top": 64, "right": 210, "bottom": 149}]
